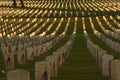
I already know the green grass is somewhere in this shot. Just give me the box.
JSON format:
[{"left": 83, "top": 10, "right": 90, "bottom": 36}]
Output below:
[
  {"left": 0, "top": 17, "right": 114, "bottom": 80},
  {"left": 0, "top": 17, "right": 110, "bottom": 80},
  {"left": 1, "top": 1, "right": 120, "bottom": 79},
  {"left": 51, "top": 18, "right": 108, "bottom": 80}
]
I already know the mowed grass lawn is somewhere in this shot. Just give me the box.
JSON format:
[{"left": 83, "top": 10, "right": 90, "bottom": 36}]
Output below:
[
  {"left": 0, "top": 1, "right": 120, "bottom": 79},
  {"left": 0, "top": 17, "right": 110, "bottom": 80},
  {"left": 0, "top": 17, "right": 111, "bottom": 80},
  {"left": 51, "top": 18, "right": 109, "bottom": 80}
]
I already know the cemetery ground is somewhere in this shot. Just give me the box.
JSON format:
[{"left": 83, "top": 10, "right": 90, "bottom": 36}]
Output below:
[
  {"left": 85, "top": 17, "right": 120, "bottom": 59},
  {"left": 51, "top": 18, "right": 108, "bottom": 80},
  {"left": 0, "top": 17, "right": 110, "bottom": 80},
  {"left": 0, "top": 1, "right": 120, "bottom": 80}
]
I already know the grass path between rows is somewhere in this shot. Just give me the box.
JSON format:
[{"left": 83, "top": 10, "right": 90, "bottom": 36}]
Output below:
[{"left": 51, "top": 18, "right": 108, "bottom": 80}]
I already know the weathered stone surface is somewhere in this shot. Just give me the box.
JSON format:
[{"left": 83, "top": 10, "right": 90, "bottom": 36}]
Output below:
[
  {"left": 97, "top": 50, "right": 107, "bottom": 68},
  {"left": 4, "top": 53, "right": 14, "bottom": 70},
  {"left": 35, "top": 61, "right": 50, "bottom": 80},
  {"left": 17, "top": 50, "right": 26, "bottom": 64},
  {"left": 110, "top": 59, "right": 120, "bottom": 80},
  {"left": 45, "top": 55, "right": 57, "bottom": 77},
  {"left": 102, "top": 54, "right": 114, "bottom": 76},
  {"left": 7, "top": 69, "right": 30, "bottom": 80}
]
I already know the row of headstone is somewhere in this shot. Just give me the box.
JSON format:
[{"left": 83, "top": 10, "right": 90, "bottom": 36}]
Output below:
[
  {"left": 1, "top": 17, "right": 61, "bottom": 48},
  {"left": 6, "top": 17, "right": 75, "bottom": 80},
  {"left": 94, "top": 30, "right": 120, "bottom": 54},
  {"left": 35, "top": 17, "right": 69, "bottom": 54},
  {"left": 82, "top": 17, "right": 114, "bottom": 76},
  {"left": 30, "top": 18, "right": 50, "bottom": 37},
  {"left": 52, "top": 19, "right": 76, "bottom": 72},
  {"left": 88, "top": 17, "right": 120, "bottom": 79},
  {"left": 38, "top": 18, "right": 64, "bottom": 43},
  {"left": 88, "top": 17, "right": 120, "bottom": 55},
  {"left": 94, "top": 18, "right": 120, "bottom": 53},
  {"left": 0, "top": 17, "right": 58, "bottom": 48},
  {"left": 1, "top": 18, "right": 57, "bottom": 53},
  {"left": 3, "top": 32, "right": 57, "bottom": 70},
  {"left": 35, "top": 17, "right": 76, "bottom": 80},
  {"left": 0, "top": 5, "right": 50, "bottom": 17},
  {"left": 89, "top": 17, "right": 95, "bottom": 30},
  {"left": 87, "top": 2, "right": 98, "bottom": 11},
  {"left": 6, "top": 59, "right": 120, "bottom": 80},
  {"left": 0, "top": 17, "right": 38, "bottom": 38},
  {"left": 103, "top": 16, "right": 117, "bottom": 32},
  {"left": 85, "top": 29, "right": 114, "bottom": 76},
  {"left": 84, "top": 1, "right": 114, "bottom": 12},
  {"left": 96, "top": 16, "right": 120, "bottom": 41},
  {"left": 1, "top": 1, "right": 120, "bottom": 18},
  {"left": 0, "top": 3, "right": 50, "bottom": 17},
  {"left": 109, "top": 16, "right": 120, "bottom": 28},
  {"left": 3, "top": 18, "right": 68, "bottom": 70},
  {"left": 100, "top": 2, "right": 120, "bottom": 11},
  {"left": 7, "top": 69, "right": 30, "bottom": 80}
]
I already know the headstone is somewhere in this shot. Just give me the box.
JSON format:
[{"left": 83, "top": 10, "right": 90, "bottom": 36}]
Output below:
[
  {"left": 42, "top": 44, "right": 47, "bottom": 53},
  {"left": 8, "top": 44, "right": 12, "bottom": 52},
  {"left": 27, "top": 47, "right": 34, "bottom": 60},
  {"left": 97, "top": 50, "right": 107, "bottom": 68},
  {"left": 35, "top": 61, "right": 50, "bottom": 80},
  {"left": 102, "top": 54, "right": 114, "bottom": 76},
  {"left": 111, "top": 42, "right": 115, "bottom": 50},
  {"left": 38, "top": 45, "right": 42, "bottom": 55},
  {"left": 45, "top": 56, "right": 57, "bottom": 77},
  {"left": 114, "top": 43, "right": 119, "bottom": 52},
  {"left": 18, "top": 44, "right": 23, "bottom": 50},
  {"left": 2, "top": 46, "right": 8, "bottom": 56},
  {"left": 53, "top": 52, "right": 62, "bottom": 67},
  {"left": 94, "top": 45, "right": 102, "bottom": 62},
  {"left": 7, "top": 69, "right": 30, "bottom": 80},
  {"left": 17, "top": 50, "right": 26, "bottom": 64},
  {"left": 11, "top": 45, "right": 16, "bottom": 53},
  {"left": 4, "top": 53, "right": 14, "bottom": 70},
  {"left": 61, "top": 50, "right": 67, "bottom": 63},
  {"left": 34, "top": 46, "right": 39, "bottom": 56},
  {"left": 110, "top": 59, "right": 120, "bottom": 80}
]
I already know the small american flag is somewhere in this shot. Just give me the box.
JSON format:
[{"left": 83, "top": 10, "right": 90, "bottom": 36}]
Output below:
[
  {"left": 21, "top": 54, "right": 25, "bottom": 63},
  {"left": 30, "top": 51, "right": 34, "bottom": 59},
  {"left": 41, "top": 70, "right": 48, "bottom": 80},
  {"left": 5, "top": 56, "right": 12, "bottom": 69},
  {"left": 52, "top": 63, "right": 56, "bottom": 76}
]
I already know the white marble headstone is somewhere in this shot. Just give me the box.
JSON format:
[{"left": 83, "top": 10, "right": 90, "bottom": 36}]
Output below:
[
  {"left": 45, "top": 56, "right": 57, "bottom": 77},
  {"left": 7, "top": 69, "right": 30, "bottom": 80},
  {"left": 97, "top": 50, "right": 107, "bottom": 67},
  {"left": 53, "top": 52, "right": 62, "bottom": 67},
  {"left": 27, "top": 47, "right": 34, "bottom": 60},
  {"left": 102, "top": 54, "right": 114, "bottom": 76},
  {"left": 17, "top": 50, "right": 26, "bottom": 64},
  {"left": 4, "top": 53, "right": 14, "bottom": 70},
  {"left": 110, "top": 59, "right": 120, "bottom": 80},
  {"left": 11, "top": 45, "right": 16, "bottom": 53},
  {"left": 2, "top": 46, "right": 8, "bottom": 56},
  {"left": 35, "top": 61, "right": 50, "bottom": 80}
]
